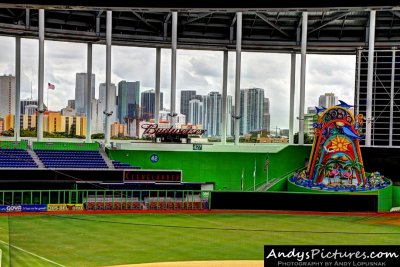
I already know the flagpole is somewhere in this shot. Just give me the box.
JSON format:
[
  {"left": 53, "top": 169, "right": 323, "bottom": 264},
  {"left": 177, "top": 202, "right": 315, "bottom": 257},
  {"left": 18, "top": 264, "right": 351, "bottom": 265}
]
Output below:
[
  {"left": 241, "top": 167, "right": 244, "bottom": 191},
  {"left": 253, "top": 158, "right": 256, "bottom": 191}
]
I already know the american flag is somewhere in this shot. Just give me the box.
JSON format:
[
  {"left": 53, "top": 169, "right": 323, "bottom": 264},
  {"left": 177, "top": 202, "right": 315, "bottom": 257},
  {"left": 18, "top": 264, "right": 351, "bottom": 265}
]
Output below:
[{"left": 48, "top": 82, "right": 55, "bottom": 90}]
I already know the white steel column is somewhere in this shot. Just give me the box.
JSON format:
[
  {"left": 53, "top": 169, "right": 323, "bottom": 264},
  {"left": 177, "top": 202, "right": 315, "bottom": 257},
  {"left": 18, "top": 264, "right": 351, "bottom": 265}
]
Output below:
[
  {"left": 104, "top": 11, "right": 112, "bottom": 146},
  {"left": 15, "top": 37, "right": 21, "bottom": 141},
  {"left": 86, "top": 43, "right": 93, "bottom": 143},
  {"left": 234, "top": 12, "right": 242, "bottom": 145},
  {"left": 289, "top": 52, "right": 296, "bottom": 145},
  {"left": 37, "top": 9, "right": 45, "bottom": 141},
  {"left": 170, "top": 12, "right": 177, "bottom": 125},
  {"left": 356, "top": 49, "right": 362, "bottom": 115},
  {"left": 365, "top": 10, "right": 376, "bottom": 147},
  {"left": 389, "top": 48, "right": 396, "bottom": 147},
  {"left": 298, "top": 12, "right": 308, "bottom": 145},
  {"left": 155, "top": 47, "right": 161, "bottom": 124},
  {"left": 221, "top": 50, "right": 228, "bottom": 144}
]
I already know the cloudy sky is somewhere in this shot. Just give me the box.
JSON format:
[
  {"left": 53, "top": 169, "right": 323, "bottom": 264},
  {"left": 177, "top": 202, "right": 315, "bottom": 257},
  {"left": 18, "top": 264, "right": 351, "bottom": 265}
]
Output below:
[{"left": 0, "top": 36, "right": 355, "bottom": 131}]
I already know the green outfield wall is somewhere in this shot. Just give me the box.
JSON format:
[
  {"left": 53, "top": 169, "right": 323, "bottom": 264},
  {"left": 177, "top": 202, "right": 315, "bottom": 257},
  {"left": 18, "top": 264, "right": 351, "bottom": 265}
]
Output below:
[
  {"left": 33, "top": 142, "right": 99, "bottom": 150},
  {"left": 0, "top": 140, "right": 28, "bottom": 149},
  {"left": 107, "top": 145, "right": 311, "bottom": 190},
  {"left": 287, "top": 179, "right": 393, "bottom": 212},
  {"left": 393, "top": 186, "right": 400, "bottom": 207}
]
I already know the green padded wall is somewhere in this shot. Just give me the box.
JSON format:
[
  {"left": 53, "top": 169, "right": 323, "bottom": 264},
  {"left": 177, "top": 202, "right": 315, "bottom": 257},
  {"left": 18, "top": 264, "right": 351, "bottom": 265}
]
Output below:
[
  {"left": 391, "top": 186, "right": 400, "bottom": 207},
  {"left": 33, "top": 142, "right": 99, "bottom": 151},
  {"left": 0, "top": 140, "right": 28, "bottom": 149},
  {"left": 107, "top": 145, "right": 311, "bottom": 190}
]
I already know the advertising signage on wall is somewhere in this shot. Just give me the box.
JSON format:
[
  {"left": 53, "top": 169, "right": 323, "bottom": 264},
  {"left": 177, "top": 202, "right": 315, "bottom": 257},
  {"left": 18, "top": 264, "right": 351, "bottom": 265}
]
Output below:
[
  {"left": 142, "top": 124, "right": 206, "bottom": 136},
  {"left": 124, "top": 170, "right": 182, "bottom": 182}
]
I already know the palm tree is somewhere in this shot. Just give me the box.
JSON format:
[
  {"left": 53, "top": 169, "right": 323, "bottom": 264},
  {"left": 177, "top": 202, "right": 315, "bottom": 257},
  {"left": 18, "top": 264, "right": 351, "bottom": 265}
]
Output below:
[
  {"left": 316, "top": 163, "right": 332, "bottom": 184},
  {"left": 344, "top": 160, "right": 364, "bottom": 184},
  {"left": 326, "top": 157, "right": 343, "bottom": 183}
]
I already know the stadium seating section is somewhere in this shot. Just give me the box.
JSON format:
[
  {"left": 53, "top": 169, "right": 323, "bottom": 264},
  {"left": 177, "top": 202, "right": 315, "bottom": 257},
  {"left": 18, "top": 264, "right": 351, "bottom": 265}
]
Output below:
[
  {"left": 34, "top": 149, "right": 108, "bottom": 169},
  {"left": 0, "top": 148, "right": 37, "bottom": 168}
]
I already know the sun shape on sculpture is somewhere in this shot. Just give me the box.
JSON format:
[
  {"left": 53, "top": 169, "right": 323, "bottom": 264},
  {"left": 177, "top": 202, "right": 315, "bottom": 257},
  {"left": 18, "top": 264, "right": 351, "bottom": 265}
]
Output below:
[{"left": 329, "top": 135, "right": 351, "bottom": 152}]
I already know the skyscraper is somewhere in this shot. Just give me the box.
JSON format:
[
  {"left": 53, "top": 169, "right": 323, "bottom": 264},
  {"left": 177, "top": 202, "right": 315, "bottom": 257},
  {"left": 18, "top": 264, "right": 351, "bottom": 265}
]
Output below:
[
  {"left": 67, "top": 100, "right": 75, "bottom": 109},
  {"left": 188, "top": 99, "right": 203, "bottom": 125},
  {"left": 318, "top": 93, "right": 338, "bottom": 108},
  {"left": 0, "top": 75, "right": 16, "bottom": 119},
  {"left": 180, "top": 90, "right": 197, "bottom": 119},
  {"left": 240, "top": 88, "right": 264, "bottom": 135},
  {"left": 99, "top": 83, "right": 117, "bottom": 124},
  {"left": 74, "top": 73, "right": 95, "bottom": 115},
  {"left": 117, "top": 81, "right": 140, "bottom": 123},
  {"left": 141, "top": 89, "right": 164, "bottom": 121},
  {"left": 202, "top": 92, "right": 221, "bottom": 137},
  {"left": 263, "top": 98, "right": 270, "bottom": 133},
  {"left": 305, "top": 107, "right": 317, "bottom": 139}
]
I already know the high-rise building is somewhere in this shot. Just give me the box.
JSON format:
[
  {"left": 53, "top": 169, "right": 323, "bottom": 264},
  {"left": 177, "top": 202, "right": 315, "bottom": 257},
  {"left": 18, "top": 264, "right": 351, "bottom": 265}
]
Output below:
[
  {"left": 202, "top": 92, "right": 233, "bottom": 137},
  {"left": 141, "top": 89, "right": 164, "bottom": 121},
  {"left": 318, "top": 93, "right": 338, "bottom": 108},
  {"left": 0, "top": 75, "right": 16, "bottom": 119},
  {"left": 67, "top": 100, "right": 75, "bottom": 109},
  {"left": 240, "top": 88, "right": 264, "bottom": 135},
  {"left": 304, "top": 107, "right": 317, "bottom": 139},
  {"left": 99, "top": 83, "right": 117, "bottom": 124},
  {"left": 180, "top": 90, "right": 197, "bottom": 119},
  {"left": 263, "top": 98, "right": 270, "bottom": 133},
  {"left": 117, "top": 81, "right": 140, "bottom": 123},
  {"left": 188, "top": 99, "right": 203, "bottom": 125},
  {"left": 24, "top": 105, "right": 37, "bottom": 116},
  {"left": 202, "top": 92, "right": 221, "bottom": 137},
  {"left": 74, "top": 73, "right": 95, "bottom": 115}
]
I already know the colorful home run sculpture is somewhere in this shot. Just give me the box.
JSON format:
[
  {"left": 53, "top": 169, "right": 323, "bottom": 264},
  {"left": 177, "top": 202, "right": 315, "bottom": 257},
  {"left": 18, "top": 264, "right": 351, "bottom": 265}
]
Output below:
[{"left": 290, "top": 100, "right": 390, "bottom": 191}]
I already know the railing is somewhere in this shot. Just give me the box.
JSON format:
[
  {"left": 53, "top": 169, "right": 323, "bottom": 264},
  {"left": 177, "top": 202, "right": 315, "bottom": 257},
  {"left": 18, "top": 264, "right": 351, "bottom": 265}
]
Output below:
[{"left": 0, "top": 189, "right": 211, "bottom": 210}]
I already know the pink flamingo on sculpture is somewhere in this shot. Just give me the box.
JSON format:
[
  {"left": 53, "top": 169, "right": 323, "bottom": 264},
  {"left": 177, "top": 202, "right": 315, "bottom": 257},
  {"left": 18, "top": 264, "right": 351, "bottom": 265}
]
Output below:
[
  {"left": 328, "top": 165, "right": 340, "bottom": 184},
  {"left": 342, "top": 167, "right": 353, "bottom": 185}
]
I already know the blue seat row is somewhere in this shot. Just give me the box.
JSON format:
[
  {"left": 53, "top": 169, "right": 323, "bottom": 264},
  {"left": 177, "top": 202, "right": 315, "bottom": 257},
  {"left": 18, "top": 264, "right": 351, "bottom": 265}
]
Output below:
[
  {"left": 34, "top": 149, "right": 108, "bottom": 169},
  {"left": 0, "top": 149, "right": 38, "bottom": 168}
]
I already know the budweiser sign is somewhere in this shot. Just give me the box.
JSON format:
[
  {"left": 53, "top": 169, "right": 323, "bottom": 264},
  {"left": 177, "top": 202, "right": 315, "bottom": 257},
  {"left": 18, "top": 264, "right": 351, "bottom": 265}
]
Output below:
[{"left": 141, "top": 124, "right": 206, "bottom": 136}]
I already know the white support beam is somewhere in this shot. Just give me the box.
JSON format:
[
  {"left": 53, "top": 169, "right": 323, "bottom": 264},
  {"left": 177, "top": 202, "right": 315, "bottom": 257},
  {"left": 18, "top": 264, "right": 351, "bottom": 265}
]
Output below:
[
  {"left": 37, "top": 9, "right": 44, "bottom": 141},
  {"left": 155, "top": 47, "right": 161, "bottom": 124},
  {"left": 86, "top": 43, "right": 92, "bottom": 143},
  {"left": 15, "top": 36, "right": 21, "bottom": 141},
  {"left": 389, "top": 48, "right": 396, "bottom": 147},
  {"left": 289, "top": 52, "right": 296, "bottom": 145},
  {"left": 356, "top": 49, "right": 361, "bottom": 115},
  {"left": 104, "top": 10, "right": 112, "bottom": 146},
  {"left": 234, "top": 12, "right": 242, "bottom": 145},
  {"left": 298, "top": 12, "right": 308, "bottom": 145},
  {"left": 221, "top": 50, "right": 228, "bottom": 144},
  {"left": 365, "top": 10, "right": 376, "bottom": 147},
  {"left": 170, "top": 12, "right": 177, "bottom": 124}
]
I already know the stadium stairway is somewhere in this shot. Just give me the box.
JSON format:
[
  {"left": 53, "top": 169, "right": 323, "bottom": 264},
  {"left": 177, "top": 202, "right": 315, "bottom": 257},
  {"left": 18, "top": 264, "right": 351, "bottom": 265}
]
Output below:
[
  {"left": 99, "top": 148, "right": 115, "bottom": 169},
  {"left": 27, "top": 149, "right": 45, "bottom": 168}
]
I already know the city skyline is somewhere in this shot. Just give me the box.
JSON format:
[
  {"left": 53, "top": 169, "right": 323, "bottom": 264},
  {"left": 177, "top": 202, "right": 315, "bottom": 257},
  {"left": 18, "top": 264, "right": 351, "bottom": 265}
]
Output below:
[{"left": 0, "top": 36, "right": 356, "bottom": 131}]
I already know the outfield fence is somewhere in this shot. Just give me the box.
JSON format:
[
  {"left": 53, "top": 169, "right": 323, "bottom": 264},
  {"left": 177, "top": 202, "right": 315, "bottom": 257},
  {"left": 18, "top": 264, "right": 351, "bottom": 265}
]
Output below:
[{"left": 0, "top": 190, "right": 211, "bottom": 211}]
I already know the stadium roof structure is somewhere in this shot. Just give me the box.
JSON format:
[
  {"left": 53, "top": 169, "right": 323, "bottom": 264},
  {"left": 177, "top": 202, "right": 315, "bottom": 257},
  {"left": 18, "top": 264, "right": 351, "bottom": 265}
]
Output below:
[{"left": 0, "top": 1, "right": 399, "bottom": 53}]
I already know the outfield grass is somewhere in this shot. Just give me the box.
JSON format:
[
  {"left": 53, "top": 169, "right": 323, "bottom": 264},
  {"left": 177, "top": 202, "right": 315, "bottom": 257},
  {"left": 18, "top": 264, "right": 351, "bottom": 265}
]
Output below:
[{"left": 0, "top": 213, "right": 399, "bottom": 266}]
